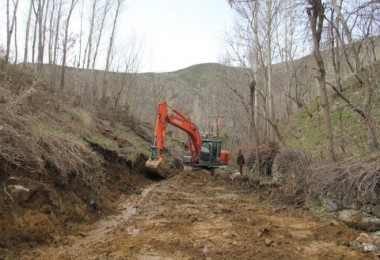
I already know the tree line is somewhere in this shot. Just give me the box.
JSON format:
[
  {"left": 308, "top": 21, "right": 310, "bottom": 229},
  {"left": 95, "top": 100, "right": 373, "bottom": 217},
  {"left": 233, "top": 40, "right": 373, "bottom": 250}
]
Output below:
[
  {"left": 2, "top": 0, "right": 379, "bottom": 161},
  {"left": 225, "top": 0, "right": 380, "bottom": 160},
  {"left": 3, "top": 0, "right": 141, "bottom": 104}
]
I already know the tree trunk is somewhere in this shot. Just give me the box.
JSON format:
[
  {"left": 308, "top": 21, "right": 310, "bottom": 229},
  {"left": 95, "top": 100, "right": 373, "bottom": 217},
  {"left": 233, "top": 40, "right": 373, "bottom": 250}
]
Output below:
[
  {"left": 266, "top": 0, "right": 275, "bottom": 143},
  {"left": 332, "top": 0, "right": 379, "bottom": 150},
  {"left": 37, "top": 0, "right": 46, "bottom": 69},
  {"left": 32, "top": 4, "right": 38, "bottom": 65},
  {"left": 6, "top": 0, "right": 10, "bottom": 63},
  {"left": 250, "top": 79, "right": 261, "bottom": 175},
  {"left": 85, "top": 0, "right": 98, "bottom": 69},
  {"left": 251, "top": 1, "right": 261, "bottom": 175},
  {"left": 92, "top": 0, "right": 110, "bottom": 69},
  {"left": 307, "top": 0, "right": 336, "bottom": 162},
  {"left": 5, "top": 0, "right": 19, "bottom": 63},
  {"left": 41, "top": 0, "right": 50, "bottom": 64},
  {"left": 77, "top": 0, "right": 84, "bottom": 68},
  {"left": 48, "top": 0, "right": 56, "bottom": 65},
  {"left": 23, "top": 0, "right": 34, "bottom": 67},
  {"left": 60, "top": 0, "right": 78, "bottom": 93},
  {"left": 13, "top": 15, "right": 18, "bottom": 64},
  {"left": 53, "top": 0, "right": 63, "bottom": 66},
  {"left": 102, "top": 0, "right": 124, "bottom": 103}
]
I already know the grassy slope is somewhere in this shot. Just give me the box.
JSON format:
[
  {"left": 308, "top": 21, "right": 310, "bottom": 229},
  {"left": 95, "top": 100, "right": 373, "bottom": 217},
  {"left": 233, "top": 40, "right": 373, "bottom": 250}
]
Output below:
[
  {"left": 173, "top": 63, "right": 227, "bottom": 88},
  {"left": 281, "top": 63, "right": 380, "bottom": 161}
]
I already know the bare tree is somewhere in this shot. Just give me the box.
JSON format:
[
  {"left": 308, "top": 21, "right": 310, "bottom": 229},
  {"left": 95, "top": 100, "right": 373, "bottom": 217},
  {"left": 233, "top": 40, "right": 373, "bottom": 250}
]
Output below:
[
  {"left": 82, "top": 0, "right": 98, "bottom": 69},
  {"left": 5, "top": 0, "right": 20, "bottom": 63},
  {"left": 13, "top": 11, "right": 18, "bottom": 64},
  {"left": 77, "top": 0, "right": 84, "bottom": 68},
  {"left": 47, "top": 0, "right": 56, "bottom": 65},
  {"left": 37, "top": 0, "right": 46, "bottom": 68},
  {"left": 306, "top": 0, "right": 336, "bottom": 161},
  {"left": 92, "top": 0, "right": 111, "bottom": 70},
  {"left": 112, "top": 36, "right": 142, "bottom": 109},
  {"left": 60, "top": 0, "right": 78, "bottom": 92},
  {"left": 331, "top": 0, "right": 379, "bottom": 150},
  {"left": 253, "top": 0, "right": 260, "bottom": 141},
  {"left": 102, "top": 0, "right": 124, "bottom": 103},
  {"left": 266, "top": 0, "right": 275, "bottom": 142},
  {"left": 53, "top": 0, "right": 63, "bottom": 65},
  {"left": 24, "top": 0, "right": 34, "bottom": 67},
  {"left": 31, "top": 1, "right": 38, "bottom": 64},
  {"left": 226, "top": 0, "right": 286, "bottom": 147},
  {"left": 41, "top": 0, "right": 50, "bottom": 63}
]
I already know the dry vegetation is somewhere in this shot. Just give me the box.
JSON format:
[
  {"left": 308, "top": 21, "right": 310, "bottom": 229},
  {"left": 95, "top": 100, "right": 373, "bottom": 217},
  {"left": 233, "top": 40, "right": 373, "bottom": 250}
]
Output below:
[
  {"left": 269, "top": 148, "right": 312, "bottom": 207},
  {"left": 0, "top": 64, "right": 99, "bottom": 183},
  {"left": 308, "top": 159, "right": 380, "bottom": 207},
  {"left": 266, "top": 147, "right": 380, "bottom": 210},
  {"left": 0, "top": 62, "right": 159, "bottom": 249}
]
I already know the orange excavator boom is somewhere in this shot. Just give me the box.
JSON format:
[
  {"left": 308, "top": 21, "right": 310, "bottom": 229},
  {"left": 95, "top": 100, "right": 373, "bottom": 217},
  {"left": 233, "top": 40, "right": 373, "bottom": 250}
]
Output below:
[
  {"left": 152, "top": 101, "right": 202, "bottom": 162},
  {"left": 145, "top": 100, "right": 230, "bottom": 178}
]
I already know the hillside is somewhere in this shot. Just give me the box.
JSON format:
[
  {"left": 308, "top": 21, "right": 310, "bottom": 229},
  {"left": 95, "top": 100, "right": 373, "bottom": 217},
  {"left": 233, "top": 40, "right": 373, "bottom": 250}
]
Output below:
[
  {"left": 282, "top": 61, "right": 380, "bottom": 160},
  {"left": 0, "top": 62, "right": 181, "bottom": 252},
  {"left": 173, "top": 63, "right": 230, "bottom": 88}
]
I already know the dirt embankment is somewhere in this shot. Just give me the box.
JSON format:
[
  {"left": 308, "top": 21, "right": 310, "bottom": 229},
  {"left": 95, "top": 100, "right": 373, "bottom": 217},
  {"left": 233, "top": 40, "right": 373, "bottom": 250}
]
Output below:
[
  {"left": 16, "top": 170, "right": 370, "bottom": 260},
  {"left": 0, "top": 63, "right": 160, "bottom": 254},
  {"left": 0, "top": 160, "right": 152, "bottom": 251}
]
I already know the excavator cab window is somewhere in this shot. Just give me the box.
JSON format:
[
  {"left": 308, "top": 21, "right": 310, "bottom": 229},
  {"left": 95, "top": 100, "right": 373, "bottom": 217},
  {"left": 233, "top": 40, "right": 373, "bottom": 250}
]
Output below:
[
  {"left": 200, "top": 140, "right": 222, "bottom": 163},
  {"left": 200, "top": 141, "right": 211, "bottom": 162}
]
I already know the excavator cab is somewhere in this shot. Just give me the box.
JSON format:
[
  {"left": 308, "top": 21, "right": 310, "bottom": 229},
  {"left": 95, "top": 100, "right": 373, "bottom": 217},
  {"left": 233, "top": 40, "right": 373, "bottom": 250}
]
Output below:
[
  {"left": 183, "top": 140, "right": 229, "bottom": 168},
  {"left": 194, "top": 140, "right": 229, "bottom": 167},
  {"left": 182, "top": 140, "right": 220, "bottom": 165},
  {"left": 199, "top": 140, "right": 220, "bottom": 163}
]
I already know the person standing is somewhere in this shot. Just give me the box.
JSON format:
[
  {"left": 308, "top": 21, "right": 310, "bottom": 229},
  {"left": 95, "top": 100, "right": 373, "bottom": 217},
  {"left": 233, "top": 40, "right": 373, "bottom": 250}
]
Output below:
[{"left": 237, "top": 149, "right": 245, "bottom": 175}]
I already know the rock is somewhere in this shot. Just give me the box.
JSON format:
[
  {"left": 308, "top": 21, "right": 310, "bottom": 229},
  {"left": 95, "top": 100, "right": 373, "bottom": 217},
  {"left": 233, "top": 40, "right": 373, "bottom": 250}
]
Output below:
[
  {"left": 256, "top": 227, "right": 270, "bottom": 238},
  {"left": 371, "top": 231, "right": 380, "bottom": 241},
  {"left": 349, "top": 240, "right": 362, "bottom": 248},
  {"left": 338, "top": 209, "right": 380, "bottom": 231},
  {"left": 265, "top": 239, "right": 273, "bottom": 246},
  {"left": 6, "top": 184, "right": 31, "bottom": 203},
  {"left": 322, "top": 197, "right": 339, "bottom": 212},
  {"left": 363, "top": 243, "right": 377, "bottom": 252},
  {"left": 361, "top": 204, "right": 372, "bottom": 214},
  {"left": 328, "top": 219, "right": 340, "bottom": 226},
  {"left": 372, "top": 205, "right": 380, "bottom": 218},
  {"left": 356, "top": 233, "right": 373, "bottom": 244}
]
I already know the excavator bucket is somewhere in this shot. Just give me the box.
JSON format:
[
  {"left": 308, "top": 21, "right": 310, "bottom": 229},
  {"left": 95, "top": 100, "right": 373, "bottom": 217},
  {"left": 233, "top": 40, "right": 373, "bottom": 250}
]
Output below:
[{"left": 145, "top": 157, "right": 168, "bottom": 178}]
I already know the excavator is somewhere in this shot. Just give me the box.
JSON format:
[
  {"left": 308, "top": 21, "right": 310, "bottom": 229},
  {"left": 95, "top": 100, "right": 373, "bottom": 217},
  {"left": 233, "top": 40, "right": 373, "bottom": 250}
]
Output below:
[{"left": 145, "top": 100, "right": 230, "bottom": 178}]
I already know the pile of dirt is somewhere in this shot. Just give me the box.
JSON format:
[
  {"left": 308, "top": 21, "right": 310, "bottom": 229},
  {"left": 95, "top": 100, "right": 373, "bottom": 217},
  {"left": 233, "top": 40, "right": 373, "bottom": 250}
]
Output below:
[{"left": 0, "top": 63, "right": 157, "bottom": 251}]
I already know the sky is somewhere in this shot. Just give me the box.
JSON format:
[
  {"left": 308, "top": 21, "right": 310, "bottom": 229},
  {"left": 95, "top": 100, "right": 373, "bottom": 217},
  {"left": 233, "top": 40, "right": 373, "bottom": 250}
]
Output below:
[
  {"left": 123, "top": 0, "right": 235, "bottom": 72},
  {"left": 0, "top": 0, "right": 235, "bottom": 73}
]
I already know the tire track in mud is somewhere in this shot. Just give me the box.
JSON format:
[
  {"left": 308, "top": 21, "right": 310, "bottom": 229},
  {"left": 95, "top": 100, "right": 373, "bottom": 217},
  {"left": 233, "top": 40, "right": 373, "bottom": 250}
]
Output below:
[
  {"left": 28, "top": 183, "right": 160, "bottom": 259},
  {"left": 30, "top": 170, "right": 369, "bottom": 259}
]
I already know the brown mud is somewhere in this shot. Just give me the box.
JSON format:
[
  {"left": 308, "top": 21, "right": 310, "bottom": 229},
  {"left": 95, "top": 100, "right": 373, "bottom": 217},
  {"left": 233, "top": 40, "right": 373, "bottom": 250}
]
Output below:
[{"left": 12, "top": 170, "right": 370, "bottom": 260}]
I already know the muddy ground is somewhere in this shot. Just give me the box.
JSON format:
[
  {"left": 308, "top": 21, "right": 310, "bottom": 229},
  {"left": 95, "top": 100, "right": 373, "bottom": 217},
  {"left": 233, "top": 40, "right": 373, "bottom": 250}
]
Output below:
[{"left": 8, "top": 169, "right": 370, "bottom": 260}]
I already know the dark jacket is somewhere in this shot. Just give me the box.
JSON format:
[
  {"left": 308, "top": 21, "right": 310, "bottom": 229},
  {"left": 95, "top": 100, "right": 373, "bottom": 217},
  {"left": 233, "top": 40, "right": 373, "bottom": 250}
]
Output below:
[{"left": 237, "top": 153, "right": 245, "bottom": 165}]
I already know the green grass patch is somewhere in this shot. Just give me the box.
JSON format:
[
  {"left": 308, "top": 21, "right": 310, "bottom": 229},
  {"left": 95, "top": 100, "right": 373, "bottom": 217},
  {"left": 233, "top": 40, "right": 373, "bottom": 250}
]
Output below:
[{"left": 282, "top": 67, "right": 380, "bottom": 161}]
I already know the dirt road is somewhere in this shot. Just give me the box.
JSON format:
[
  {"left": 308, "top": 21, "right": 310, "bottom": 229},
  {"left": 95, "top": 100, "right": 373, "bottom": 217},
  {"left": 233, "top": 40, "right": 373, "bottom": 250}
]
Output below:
[{"left": 22, "top": 170, "right": 368, "bottom": 259}]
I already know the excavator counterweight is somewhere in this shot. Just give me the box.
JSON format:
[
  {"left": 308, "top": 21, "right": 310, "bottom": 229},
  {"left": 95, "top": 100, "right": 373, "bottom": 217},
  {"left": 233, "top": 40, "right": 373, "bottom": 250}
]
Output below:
[{"left": 145, "top": 100, "right": 230, "bottom": 178}]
